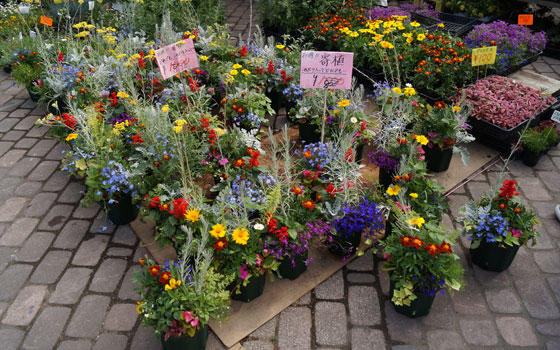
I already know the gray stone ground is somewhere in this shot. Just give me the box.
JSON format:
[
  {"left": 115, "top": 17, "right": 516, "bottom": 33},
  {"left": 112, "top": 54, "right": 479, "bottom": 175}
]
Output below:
[{"left": 1, "top": 1, "right": 560, "bottom": 349}]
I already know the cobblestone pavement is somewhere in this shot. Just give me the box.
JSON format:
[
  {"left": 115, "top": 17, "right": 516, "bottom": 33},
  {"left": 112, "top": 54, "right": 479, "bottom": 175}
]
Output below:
[{"left": 1, "top": 1, "right": 560, "bottom": 348}]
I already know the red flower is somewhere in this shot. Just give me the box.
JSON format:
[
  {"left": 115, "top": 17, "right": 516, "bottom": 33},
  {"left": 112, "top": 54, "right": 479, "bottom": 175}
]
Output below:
[
  {"left": 57, "top": 52, "right": 64, "bottom": 62},
  {"left": 267, "top": 217, "right": 278, "bottom": 232},
  {"left": 399, "top": 236, "right": 412, "bottom": 247},
  {"left": 62, "top": 113, "right": 77, "bottom": 129},
  {"left": 187, "top": 76, "right": 199, "bottom": 92},
  {"left": 434, "top": 101, "right": 446, "bottom": 109},
  {"left": 149, "top": 265, "right": 161, "bottom": 277},
  {"left": 213, "top": 238, "right": 228, "bottom": 252},
  {"left": 326, "top": 183, "right": 338, "bottom": 198},
  {"left": 514, "top": 207, "right": 522, "bottom": 214},
  {"left": 169, "top": 197, "right": 189, "bottom": 219},
  {"left": 159, "top": 271, "right": 171, "bottom": 284},
  {"left": 439, "top": 241, "right": 452, "bottom": 254},
  {"left": 131, "top": 134, "right": 144, "bottom": 144},
  {"left": 238, "top": 45, "right": 247, "bottom": 57},
  {"left": 411, "top": 237, "right": 424, "bottom": 249},
  {"left": 498, "top": 203, "right": 506, "bottom": 210},
  {"left": 275, "top": 226, "right": 288, "bottom": 244},
  {"left": 290, "top": 186, "right": 304, "bottom": 195},
  {"left": 149, "top": 196, "right": 160, "bottom": 209},
  {"left": 302, "top": 200, "right": 316, "bottom": 210},
  {"left": 344, "top": 148, "right": 354, "bottom": 162},
  {"left": 234, "top": 159, "right": 245, "bottom": 167},
  {"left": 208, "top": 129, "right": 217, "bottom": 145},
  {"left": 159, "top": 203, "right": 169, "bottom": 212},
  {"left": 200, "top": 117, "right": 210, "bottom": 130},
  {"left": 267, "top": 60, "right": 274, "bottom": 73},
  {"left": 424, "top": 243, "right": 440, "bottom": 255},
  {"left": 249, "top": 152, "right": 260, "bottom": 168},
  {"left": 498, "top": 180, "right": 518, "bottom": 200}
]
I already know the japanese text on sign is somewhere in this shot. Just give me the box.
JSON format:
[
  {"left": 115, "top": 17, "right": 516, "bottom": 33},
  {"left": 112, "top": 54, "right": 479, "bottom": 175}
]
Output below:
[
  {"left": 300, "top": 51, "right": 354, "bottom": 90},
  {"left": 518, "top": 14, "right": 533, "bottom": 25},
  {"left": 155, "top": 38, "right": 199, "bottom": 80},
  {"left": 551, "top": 110, "right": 560, "bottom": 124},
  {"left": 40, "top": 15, "right": 53, "bottom": 27},
  {"left": 472, "top": 46, "right": 497, "bottom": 67}
]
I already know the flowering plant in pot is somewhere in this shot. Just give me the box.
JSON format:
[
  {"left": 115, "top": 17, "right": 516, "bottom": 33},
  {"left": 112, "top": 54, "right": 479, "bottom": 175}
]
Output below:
[
  {"left": 458, "top": 179, "right": 540, "bottom": 272},
  {"left": 519, "top": 123, "right": 560, "bottom": 167},
  {"left": 133, "top": 233, "right": 232, "bottom": 350}
]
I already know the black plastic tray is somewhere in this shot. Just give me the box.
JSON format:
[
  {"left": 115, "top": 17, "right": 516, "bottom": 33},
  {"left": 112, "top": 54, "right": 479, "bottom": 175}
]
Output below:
[
  {"left": 498, "top": 51, "right": 542, "bottom": 76},
  {"left": 411, "top": 12, "right": 477, "bottom": 37},
  {"left": 353, "top": 66, "right": 386, "bottom": 85}
]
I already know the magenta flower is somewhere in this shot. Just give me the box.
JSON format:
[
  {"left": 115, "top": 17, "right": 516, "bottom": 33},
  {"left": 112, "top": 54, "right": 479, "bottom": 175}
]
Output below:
[
  {"left": 511, "top": 229, "right": 521, "bottom": 238},
  {"left": 190, "top": 317, "right": 199, "bottom": 327},
  {"left": 239, "top": 264, "right": 248, "bottom": 280},
  {"left": 183, "top": 311, "right": 194, "bottom": 323},
  {"left": 219, "top": 158, "right": 228, "bottom": 166}
]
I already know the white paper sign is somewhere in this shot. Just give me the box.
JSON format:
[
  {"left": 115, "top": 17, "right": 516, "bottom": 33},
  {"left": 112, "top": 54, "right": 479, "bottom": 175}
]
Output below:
[
  {"left": 18, "top": 5, "right": 30, "bottom": 14},
  {"left": 89, "top": 1, "right": 95, "bottom": 10},
  {"left": 379, "top": 0, "right": 388, "bottom": 6},
  {"left": 551, "top": 110, "right": 560, "bottom": 123},
  {"left": 29, "top": 30, "right": 36, "bottom": 38}
]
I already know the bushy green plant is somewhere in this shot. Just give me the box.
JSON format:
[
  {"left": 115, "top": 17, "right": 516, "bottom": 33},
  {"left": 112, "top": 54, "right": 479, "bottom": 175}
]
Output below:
[
  {"left": 11, "top": 62, "right": 41, "bottom": 87},
  {"left": 443, "top": 0, "right": 523, "bottom": 18},
  {"left": 520, "top": 124, "right": 560, "bottom": 154}
]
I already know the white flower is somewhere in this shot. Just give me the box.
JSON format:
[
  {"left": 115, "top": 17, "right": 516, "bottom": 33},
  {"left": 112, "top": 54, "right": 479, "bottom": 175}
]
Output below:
[
  {"left": 405, "top": 83, "right": 412, "bottom": 88},
  {"left": 350, "top": 117, "right": 358, "bottom": 123},
  {"left": 254, "top": 223, "right": 264, "bottom": 230}
]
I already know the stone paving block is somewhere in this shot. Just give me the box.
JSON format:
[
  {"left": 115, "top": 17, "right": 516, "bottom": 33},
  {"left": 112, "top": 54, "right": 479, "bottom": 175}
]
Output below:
[
  {"left": 2, "top": 285, "right": 47, "bottom": 326},
  {"left": 13, "top": 137, "right": 38, "bottom": 149},
  {"left": 547, "top": 340, "right": 560, "bottom": 350},
  {"left": 90, "top": 211, "right": 116, "bottom": 234},
  {"left": 350, "top": 328, "right": 386, "bottom": 350},
  {"left": 27, "top": 160, "right": 59, "bottom": 181},
  {"left": 515, "top": 279, "right": 560, "bottom": 319},
  {"left": 250, "top": 316, "right": 277, "bottom": 340},
  {"left": 0, "top": 141, "right": 13, "bottom": 157},
  {"left": 0, "top": 178, "right": 22, "bottom": 205},
  {"left": 547, "top": 277, "right": 560, "bottom": 304},
  {"left": 279, "top": 306, "right": 312, "bottom": 350},
  {"left": 315, "top": 302, "right": 347, "bottom": 346},
  {"left": 13, "top": 116, "right": 38, "bottom": 131},
  {"left": 0, "top": 302, "right": 6, "bottom": 318},
  {"left": 346, "top": 272, "right": 375, "bottom": 283},
  {"left": 534, "top": 156, "right": 558, "bottom": 171},
  {"left": 0, "top": 247, "right": 17, "bottom": 274},
  {"left": 536, "top": 321, "right": 560, "bottom": 336},
  {"left": 384, "top": 300, "right": 423, "bottom": 343},
  {"left": 496, "top": 316, "right": 538, "bottom": 346},
  {"left": 93, "top": 333, "right": 128, "bottom": 350},
  {"left": 0, "top": 328, "right": 24, "bottom": 350},
  {"left": 0, "top": 196, "right": 27, "bottom": 221},
  {"left": 106, "top": 247, "right": 133, "bottom": 257},
  {"left": 22, "top": 306, "right": 71, "bottom": 350},
  {"left": 0, "top": 99, "right": 23, "bottom": 113},
  {"left": 0, "top": 217, "right": 39, "bottom": 246},
  {"left": 314, "top": 270, "right": 344, "bottom": 300},
  {"left": 58, "top": 340, "right": 93, "bottom": 350},
  {"left": 446, "top": 194, "right": 470, "bottom": 217},
  {"left": 0, "top": 149, "right": 26, "bottom": 168},
  {"left": 451, "top": 274, "right": 488, "bottom": 315},
  {"left": 484, "top": 288, "right": 523, "bottom": 314},
  {"left": 527, "top": 226, "right": 555, "bottom": 250},
  {"left": 243, "top": 340, "right": 274, "bottom": 350},
  {"left": 66, "top": 294, "right": 110, "bottom": 338},
  {"left": 534, "top": 251, "right": 560, "bottom": 273},
  {"left": 72, "top": 235, "right": 110, "bottom": 266},
  {"left": 112, "top": 224, "right": 137, "bottom": 246},
  {"left": 420, "top": 293, "right": 456, "bottom": 329},
  {"left": 529, "top": 201, "right": 557, "bottom": 220},
  {"left": 14, "top": 181, "right": 42, "bottom": 197},
  {"left": 26, "top": 125, "right": 48, "bottom": 137},
  {"left": 516, "top": 177, "right": 553, "bottom": 201},
  {"left": 58, "top": 182, "right": 85, "bottom": 203},
  {"left": 508, "top": 246, "right": 541, "bottom": 277},
  {"left": 346, "top": 250, "right": 374, "bottom": 271},
  {"left": 53, "top": 219, "right": 91, "bottom": 249},
  {"left": 8, "top": 156, "right": 40, "bottom": 177},
  {"left": 25, "top": 192, "right": 57, "bottom": 217},
  {"left": 118, "top": 265, "right": 141, "bottom": 300},
  {"left": 459, "top": 318, "right": 498, "bottom": 346},
  {"left": 39, "top": 204, "right": 74, "bottom": 231},
  {"left": 26, "top": 139, "right": 56, "bottom": 158},
  {"left": 538, "top": 171, "right": 560, "bottom": 193},
  {"left": 3, "top": 130, "right": 34, "bottom": 142},
  {"left": 73, "top": 201, "right": 100, "bottom": 219},
  {"left": 426, "top": 330, "right": 465, "bottom": 350},
  {"left": 49, "top": 268, "right": 93, "bottom": 304},
  {"left": 466, "top": 181, "right": 491, "bottom": 201},
  {"left": 130, "top": 325, "right": 163, "bottom": 350},
  {"left": 8, "top": 106, "right": 31, "bottom": 117},
  {"left": 90, "top": 258, "right": 128, "bottom": 293},
  {"left": 43, "top": 170, "right": 70, "bottom": 191},
  {"left": 472, "top": 265, "right": 511, "bottom": 289},
  {"left": 30, "top": 250, "right": 72, "bottom": 284},
  {"left": 348, "top": 286, "right": 380, "bottom": 326},
  {"left": 45, "top": 142, "right": 68, "bottom": 160},
  {"left": 297, "top": 292, "right": 311, "bottom": 305},
  {"left": 103, "top": 303, "right": 138, "bottom": 331},
  {"left": 0, "top": 118, "right": 18, "bottom": 132},
  {"left": 542, "top": 219, "right": 560, "bottom": 238}
]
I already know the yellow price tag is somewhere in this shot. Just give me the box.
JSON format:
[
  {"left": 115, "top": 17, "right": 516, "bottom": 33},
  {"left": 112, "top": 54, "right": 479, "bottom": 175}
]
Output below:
[{"left": 471, "top": 46, "right": 497, "bottom": 67}]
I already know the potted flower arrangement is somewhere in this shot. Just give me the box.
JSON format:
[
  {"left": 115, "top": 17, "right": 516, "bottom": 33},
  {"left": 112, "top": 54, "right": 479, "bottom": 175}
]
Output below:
[
  {"left": 519, "top": 121, "right": 560, "bottom": 167},
  {"left": 412, "top": 100, "right": 474, "bottom": 172},
  {"left": 464, "top": 21, "right": 547, "bottom": 75},
  {"left": 133, "top": 235, "right": 231, "bottom": 350},
  {"left": 381, "top": 218, "right": 464, "bottom": 318},
  {"left": 458, "top": 179, "right": 540, "bottom": 271}
]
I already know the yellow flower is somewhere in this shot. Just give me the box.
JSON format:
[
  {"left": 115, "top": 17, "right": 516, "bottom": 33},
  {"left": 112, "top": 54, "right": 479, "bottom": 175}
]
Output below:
[
  {"left": 338, "top": 100, "right": 350, "bottom": 108},
  {"left": 349, "top": 31, "right": 359, "bottom": 37},
  {"left": 417, "top": 34, "right": 426, "bottom": 41},
  {"left": 162, "top": 104, "right": 169, "bottom": 113},
  {"left": 214, "top": 128, "right": 226, "bottom": 136},
  {"left": 232, "top": 63, "right": 242, "bottom": 69},
  {"left": 209, "top": 223, "right": 226, "bottom": 239},
  {"left": 392, "top": 87, "right": 402, "bottom": 94},
  {"left": 452, "top": 106, "right": 461, "bottom": 112},
  {"left": 175, "top": 40, "right": 185, "bottom": 45},
  {"left": 116, "top": 91, "right": 129, "bottom": 98},
  {"left": 65, "top": 133, "right": 78, "bottom": 141},
  {"left": 164, "top": 278, "right": 181, "bottom": 291},
  {"left": 406, "top": 37, "right": 414, "bottom": 44},
  {"left": 379, "top": 41, "right": 394, "bottom": 49},
  {"left": 230, "top": 69, "right": 238, "bottom": 76},
  {"left": 200, "top": 55, "right": 209, "bottom": 61},
  {"left": 386, "top": 185, "right": 400, "bottom": 196},
  {"left": 410, "top": 21, "right": 421, "bottom": 27},
  {"left": 185, "top": 208, "right": 201, "bottom": 222},
  {"left": 241, "top": 69, "right": 251, "bottom": 76},
  {"left": 129, "top": 100, "right": 136, "bottom": 104},
  {"left": 437, "top": 23, "right": 445, "bottom": 28},
  {"left": 408, "top": 217, "right": 425, "bottom": 228},
  {"left": 116, "top": 53, "right": 127, "bottom": 59},
  {"left": 75, "top": 31, "right": 90, "bottom": 38},
  {"left": 224, "top": 73, "right": 234, "bottom": 84},
  {"left": 136, "top": 301, "right": 143, "bottom": 314},
  {"left": 232, "top": 228, "right": 249, "bottom": 245},
  {"left": 415, "top": 135, "right": 429, "bottom": 145},
  {"left": 409, "top": 193, "right": 419, "bottom": 199},
  {"left": 403, "top": 87, "right": 416, "bottom": 96},
  {"left": 276, "top": 44, "right": 285, "bottom": 49}
]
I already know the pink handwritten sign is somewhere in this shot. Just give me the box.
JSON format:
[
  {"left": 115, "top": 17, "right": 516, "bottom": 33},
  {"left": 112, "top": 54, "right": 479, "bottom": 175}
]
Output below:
[
  {"left": 300, "top": 51, "right": 354, "bottom": 90},
  {"left": 155, "top": 38, "right": 199, "bottom": 80}
]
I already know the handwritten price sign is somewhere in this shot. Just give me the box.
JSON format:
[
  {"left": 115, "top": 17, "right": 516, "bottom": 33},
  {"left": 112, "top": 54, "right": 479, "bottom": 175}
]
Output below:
[
  {"left": 472, "top": 46, "right": 497, "bottom": 67},
  {"left": 300, "top": 51, "right": 354, "bottom": 90},
  {"left": 40, "top": 15, "right": 53, "bottom": 27},
  {"left": 551, "top": 110, "right": 560, "bottom": 124},
  {"left": 518, "top": 14, "right": 533, "bottom": 25},
  {"left": 155, "top": 38, "right": 199, "bottom": 80}
]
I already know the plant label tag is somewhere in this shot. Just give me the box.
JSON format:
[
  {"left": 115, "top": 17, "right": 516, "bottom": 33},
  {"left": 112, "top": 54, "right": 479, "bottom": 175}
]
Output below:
[
  {"left": 155, "top": 38, "right": 199, "bottom": 80},
  {"left": 379, "top": 0, "right": 388, "bottom": 7},
  {"left": 40, "top": 16, "right": 53, "bottom": 27},
  {"left": 472, "top": 46, "right": 497, "bottom": 67},
  {"left": 300, "top": 51, "right": 354, "bottom": 90},
  {"left": 29, "top": 30, "right": 36, "bottom": 38},
  {"left": 89, "top": 1, "right": 95, "bottom": 10},
  {"left": 518, "top": 14, "right": 533, "bottom": 25},
  {"left": 435, "top": 0, "right": 443, "bottom": 11},
  {"left": 551, "top": 110, "right": 560, "bottom": 123}
]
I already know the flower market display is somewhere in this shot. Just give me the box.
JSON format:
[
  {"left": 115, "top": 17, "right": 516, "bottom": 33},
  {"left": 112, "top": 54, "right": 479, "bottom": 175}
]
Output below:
[{"left": 1, "top": 0, "right": 557, "bottom": 347}]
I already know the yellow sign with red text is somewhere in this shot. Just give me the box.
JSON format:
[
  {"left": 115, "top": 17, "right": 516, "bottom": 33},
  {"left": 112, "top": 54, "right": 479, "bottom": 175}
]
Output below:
[{"left": 472, "top": 46, "right": 497, "bottom": 67}]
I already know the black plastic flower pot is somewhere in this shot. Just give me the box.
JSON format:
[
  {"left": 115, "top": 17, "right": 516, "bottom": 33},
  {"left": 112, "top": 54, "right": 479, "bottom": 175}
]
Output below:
[
  {"left": 470, "top": 239, "right": 520, "bottom": 272},
  {"left": 328, "top": 229, "right": 362, "bottom": 256},
  {"left": 389, "top": 280, "right": 436, "bottom": 318},
  {"left": 355, "top": 143, "right": 365, "bottom": 164},
  {"left": 278, "top": 251, "right": 308, "bottom": 280},
  {"left": 378, "top": 168, "right": 394, "bottom": 189},
  {"left": 26, "top": 86, "right": 41, "bottom": 102},
  {"left": 521, "top": 149, "right": 542, "bottom": 168},
  {"left": 423, "top": 145, "right": 453, "bottom": 172},
  {"left": 298, "top": 122, "right": 321, "bottom": 144},
  {"left": 107, "top": 195, "right": 139, "bottom": 226},
  {"left": 231, "top": 273, "right": 266, "bottom": 302},
  {"left": 161, "top": 324, "right": 208, "bottom": 350}
]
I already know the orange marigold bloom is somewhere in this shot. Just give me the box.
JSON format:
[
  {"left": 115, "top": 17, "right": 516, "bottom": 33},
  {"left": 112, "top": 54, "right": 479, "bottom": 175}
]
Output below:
[
  {"left": 411, "top": 238, "right": 424, "bottom": 249},
  {"left": 425, "top": 243, "right": 440, "bottom": 255},
  {"left": 302, "top": 200, "right": 316, "bottom": 211},
  {"left": 149, "top": 265, "right": 161, "bottom": 277}
]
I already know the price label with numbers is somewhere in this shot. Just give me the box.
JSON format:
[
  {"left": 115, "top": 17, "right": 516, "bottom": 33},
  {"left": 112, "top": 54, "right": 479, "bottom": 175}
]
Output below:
[
  {"left": 472, "top": 46, "right": 497, "bottom": 67},
  {"left": 551, "top": 110, "right": 560, "bottom": 123},
  {"left": 154, "top": 38, "right": 199, "bottom": 80},
  {"left": 518, "top": 14, "right": 533, "bottom": 25},
  {"left": 300, "top": 51, "right": 354, "bottom": 90},
  {"left": 40, "top": 15, "right": 53, "bottom": 27}
]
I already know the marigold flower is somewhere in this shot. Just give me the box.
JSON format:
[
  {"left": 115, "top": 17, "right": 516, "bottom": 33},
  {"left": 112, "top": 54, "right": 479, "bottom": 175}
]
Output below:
[
  {"left": 213, "top": 238, "right": 228, "bottom": 252},
  {"left": 408, "top": 217, "right": 426, "bottom": 228},
  {"left": 161, "top": 104, "right": 169, "bottom": 113},
  {"left": 409, "top": 192, "right": 418, "bottom": 199},
  {"left": 415, "top": 135, "right": 429, "bottom": 145},
  {"left": 232, "top": 63, "right": 242, "bottom": 69},
  {"left": 386, "top": 185, "right": 400, "bottom": 196},
  {"left": 230, "top": 69, "right": 238, "bottom": 76},
  {"left": 65, "top": 133, "right": 78, "bottom": 141},
  {"left": 200, "top": 55, "right": 209, "bottom": 61},
  {"left": 338, "top": 99, "right": 350, "bottom": 108},
  {"left": 392, "top": 87, "right": 402, "bottom": 94},
  {"left": 232, "top": 228, "right": 249, "bottom": 245},
  {"left": 185, "top": 208, "right": 201, "bottom": 222},
  {"left": 417, "top": 34, "right": 426, "bottom": 41},
  {"left": 149, "top": 265, "right": 161, "bottom": 277},
  {"left": 209, "top": 223, "right": 226, "bottom": 239},
  {"left": 276, "top": 44, "right": 285, "bottom": 49},
  {"left": 164, "top": 278, "right": 181, "bottom": 290},
  {"left": 302, "top": 200, "right": 316, "bottom": 210}
]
